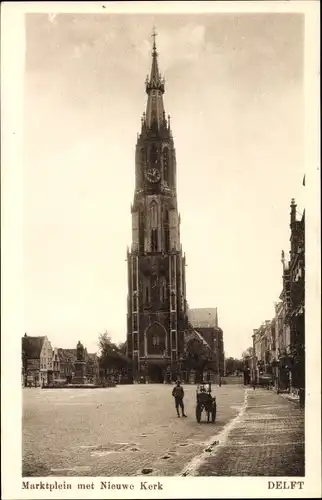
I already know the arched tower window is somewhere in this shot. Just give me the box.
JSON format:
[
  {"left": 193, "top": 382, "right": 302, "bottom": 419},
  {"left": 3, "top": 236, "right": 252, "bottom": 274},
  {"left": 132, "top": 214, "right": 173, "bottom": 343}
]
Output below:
[
  {"left": 150, "top": 202, "right": 158, "bottom": 229},
  {"left": 139, "top": 209, "right": 144, "bottom": 253},
  {"left": 140, "top": 148, "right": 146, "bottom": 164},
  {"left": 152, "top": 335, "right": 160, "bottom": 347},
  {"left": 151, "top": 230, "right": 158, "bottom": 252},
  {"left": 171, "top": 292, "right": 176, "bottom": 310},
  {"left": 144, "top": 280, "right": 150, "bottom": 305},
  {"left": 146, "top": 322, "right": 166, "bottom": 355},
  {"left": 163, "top": 147, "right": 169, "bottom": 184},
  {"left": 150, "top": 144, "right": 158, "bottom": 166},
  {"left": 160, "top": 277, "right": 167, "bottom": 302},
  {"left": 149, "top": 201, "right": 158, "bottom": 252},
  {"left": 132, "top": 260, "right": 137, "bottom": 291},
  {"left": 164, "top": 209, "right": 170, "bottom": 253}
]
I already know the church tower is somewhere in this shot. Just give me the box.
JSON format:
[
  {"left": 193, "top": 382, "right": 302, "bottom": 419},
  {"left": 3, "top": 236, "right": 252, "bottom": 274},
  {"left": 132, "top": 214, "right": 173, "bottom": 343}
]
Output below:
[{"left": 127, "top": 31, "right": 188, "bottom": 383}]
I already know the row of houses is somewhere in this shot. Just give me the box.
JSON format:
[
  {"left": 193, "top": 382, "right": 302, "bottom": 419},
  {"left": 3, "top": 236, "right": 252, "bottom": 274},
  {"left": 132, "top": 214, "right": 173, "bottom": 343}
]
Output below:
[
  {"left": 22, "top": 334, "right": 99, "bottom": 387},
  {"left": 250, "top": 197, "right": 305, "bottom": 394}
]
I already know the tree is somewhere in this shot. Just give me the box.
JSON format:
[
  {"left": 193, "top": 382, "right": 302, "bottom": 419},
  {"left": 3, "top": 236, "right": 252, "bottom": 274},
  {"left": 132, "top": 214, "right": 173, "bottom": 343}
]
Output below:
[
  {"left": 242, "top": 347, "right": 254, "bottom": 359},
  {"left": 225, "top": 357, "right": 244, "bottom": 375},
  {"left": 117, "top": 341, "right": 127, "bottom": 355},
  {"left": 98, "top": 332, "right": 130, "bottom": 376}
]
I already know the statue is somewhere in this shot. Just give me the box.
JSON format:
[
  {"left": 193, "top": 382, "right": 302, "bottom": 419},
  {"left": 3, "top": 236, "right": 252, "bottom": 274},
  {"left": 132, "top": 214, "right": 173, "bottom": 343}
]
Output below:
[{"left": 76, "top": 341, "right": 85, "bottom": 361}]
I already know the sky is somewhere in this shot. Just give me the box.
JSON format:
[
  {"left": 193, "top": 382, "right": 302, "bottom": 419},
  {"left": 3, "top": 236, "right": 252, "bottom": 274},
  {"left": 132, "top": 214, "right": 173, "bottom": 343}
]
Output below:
[{"left": 23, "top": 12, "right": 305, "bottom": 358}]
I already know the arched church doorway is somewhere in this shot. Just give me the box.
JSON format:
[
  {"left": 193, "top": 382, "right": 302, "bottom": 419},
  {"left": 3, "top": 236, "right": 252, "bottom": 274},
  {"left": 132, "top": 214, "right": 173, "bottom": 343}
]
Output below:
[{"left": 148, "top": 364, "right": 164, "bottom": 384}]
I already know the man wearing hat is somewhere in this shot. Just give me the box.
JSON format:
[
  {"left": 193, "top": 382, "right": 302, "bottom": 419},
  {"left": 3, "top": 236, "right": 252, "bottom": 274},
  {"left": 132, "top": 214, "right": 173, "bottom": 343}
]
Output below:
[{"left": 172, "top": 380, "right": 187, "bottom": 418}]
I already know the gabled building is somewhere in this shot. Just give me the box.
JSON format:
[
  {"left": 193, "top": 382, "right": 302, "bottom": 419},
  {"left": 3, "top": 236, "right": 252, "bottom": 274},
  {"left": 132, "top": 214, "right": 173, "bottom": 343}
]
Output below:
[
  {"left": 86, "top": 353, "right": 100, "bottom": 383},
  {"left": 187, "top": 307, "right": 225, "bottom": 380},
  {"left": 22, "top": 334, "right": 53, "bottom": 386},
  {"left": 57, "top": 348, "right": 77, "bottom": 382}
]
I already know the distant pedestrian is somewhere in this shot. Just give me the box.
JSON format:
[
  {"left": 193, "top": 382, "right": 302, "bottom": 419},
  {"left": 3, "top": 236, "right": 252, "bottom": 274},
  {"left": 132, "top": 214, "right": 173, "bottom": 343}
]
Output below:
[{"left": 172, "top": 380, "right": 187, "bottom": 418}]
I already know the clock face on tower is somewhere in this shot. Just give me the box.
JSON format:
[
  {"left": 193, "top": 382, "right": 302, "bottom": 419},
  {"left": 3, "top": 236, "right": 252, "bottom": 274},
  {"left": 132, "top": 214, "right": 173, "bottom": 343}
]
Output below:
[{"left": 145, "top": 168, "right": 161, "bottom": 183}]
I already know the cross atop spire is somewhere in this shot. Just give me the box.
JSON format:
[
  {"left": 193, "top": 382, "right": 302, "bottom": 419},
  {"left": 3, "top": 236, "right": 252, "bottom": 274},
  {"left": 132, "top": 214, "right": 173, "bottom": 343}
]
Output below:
[
  {"left": 142, "top": 29, "right": 170, "bottom": 131},
  {"left": 146, "top": 27, "right": 163, "bottom": 93},
  {"left": 152, "top": 26, "right": 157, "bottom": 52}
]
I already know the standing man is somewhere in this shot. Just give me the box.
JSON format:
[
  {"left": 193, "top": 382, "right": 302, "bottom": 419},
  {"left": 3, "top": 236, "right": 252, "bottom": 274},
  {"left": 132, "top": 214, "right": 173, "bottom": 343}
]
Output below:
[{"left": 172, "top": 380, "right": 187, "bottom": 418}]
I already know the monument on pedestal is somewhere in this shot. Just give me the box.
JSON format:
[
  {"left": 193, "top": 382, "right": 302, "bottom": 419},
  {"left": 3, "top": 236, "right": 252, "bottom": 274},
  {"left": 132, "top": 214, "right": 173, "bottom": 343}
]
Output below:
[{"left": 72, "top": 341, "right": 87, "bottom": 385}]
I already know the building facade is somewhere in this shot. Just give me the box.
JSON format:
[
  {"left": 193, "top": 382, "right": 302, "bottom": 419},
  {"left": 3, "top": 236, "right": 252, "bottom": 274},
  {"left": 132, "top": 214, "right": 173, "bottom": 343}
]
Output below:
[
  {"left": 22, "top": 334, "right": 53, "bottom": 386},
  {"left": 288, "top": 200, "right": 305, "bottom": 391},
  {"left": 251, "top": 198, "right": 305, "bottom": 394},
  {"left": 251, "top": 321, "right": 276, "bottom": 384},
  {"left": 57, "top": 348, "right": 77, "bottom": 382},
  {"left": 86, "top": 353, "right": 100, "bottom": 383},
  {"left": 187, "top": 307, "right": 225, "bottom": 379},
  {"left": 276, "top": 200, "right": 305, "bottom": 393},
  {"left": 126, "top": 35, "right": 188, "bottom": 383},
  {"left": 275, "top": 296, "right": 292, "bottom": 391},
  {"left": 52, "top": 347, "right": 61, "bottom": 382}
]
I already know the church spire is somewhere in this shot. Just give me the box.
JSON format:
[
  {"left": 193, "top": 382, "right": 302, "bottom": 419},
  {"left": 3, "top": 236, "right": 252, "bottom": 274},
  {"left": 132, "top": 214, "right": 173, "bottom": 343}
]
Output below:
[{"left": 145, "top": 28, "right": 166, "bottom": 130}]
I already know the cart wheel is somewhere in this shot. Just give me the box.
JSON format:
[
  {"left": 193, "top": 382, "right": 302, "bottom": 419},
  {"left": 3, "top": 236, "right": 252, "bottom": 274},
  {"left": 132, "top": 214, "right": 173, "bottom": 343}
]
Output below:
[
  {"left": 211, "top": 404, "right": 217, "bottom": 423},
  {"left": 196, "top": 405, "right": 202, "bottom": 423}
]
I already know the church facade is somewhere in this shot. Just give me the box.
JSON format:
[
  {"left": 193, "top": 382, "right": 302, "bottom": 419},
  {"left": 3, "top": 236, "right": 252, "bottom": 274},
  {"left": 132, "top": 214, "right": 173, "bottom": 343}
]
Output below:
[{"left": 126, "top": 35, "right": 188, "bottom": 383}]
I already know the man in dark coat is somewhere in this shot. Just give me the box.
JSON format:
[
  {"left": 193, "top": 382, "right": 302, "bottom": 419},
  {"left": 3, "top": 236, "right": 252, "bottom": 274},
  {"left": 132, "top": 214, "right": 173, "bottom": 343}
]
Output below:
[{"left": 172, "top": 380, "right": 187, "bottom": 417}]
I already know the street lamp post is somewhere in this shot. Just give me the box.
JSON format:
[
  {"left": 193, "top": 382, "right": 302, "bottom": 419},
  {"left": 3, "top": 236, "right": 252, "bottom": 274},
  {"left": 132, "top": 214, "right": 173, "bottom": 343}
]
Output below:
[
  {"left": 179, "top": 355, "right": 183, "bottom": 382},
  {"left": 214, "top": 338, "right": 221, "bottom": 387},
  {"left": 144, "top": 356, "right": 148, "bottom": 384},
  {"left": 162, "top": 351, "right": 166, "bottom": 384}
]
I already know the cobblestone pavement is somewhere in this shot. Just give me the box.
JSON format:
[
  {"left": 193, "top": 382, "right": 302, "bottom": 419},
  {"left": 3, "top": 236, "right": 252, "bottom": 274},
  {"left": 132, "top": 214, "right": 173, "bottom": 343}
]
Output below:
[
  {"left": 23, "top": 384, "right": 245, "bottom": 477},
  {"left": 192, "top": 388, "right": 304, "bottom": 477}
]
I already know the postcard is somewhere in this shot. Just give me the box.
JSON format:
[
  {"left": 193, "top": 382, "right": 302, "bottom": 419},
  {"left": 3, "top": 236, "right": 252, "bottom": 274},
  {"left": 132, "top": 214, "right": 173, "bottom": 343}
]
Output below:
[{"left": 1, "top": 1, "right": 320, "bottom": 498}]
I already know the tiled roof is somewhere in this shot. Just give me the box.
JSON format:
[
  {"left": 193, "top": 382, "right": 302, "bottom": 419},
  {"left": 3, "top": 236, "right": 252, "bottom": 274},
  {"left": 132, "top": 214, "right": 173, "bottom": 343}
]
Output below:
[
  {"left": 188, "top": 308, "right": 218, "bottom": 328},
  {"left": 22, "top": 336, "right": 45, "bottom": 359},
  {"left": 185, "top": 324, "right": 212, "bottom": 352},
  {"left": 192, "top": 329, "right": 212, "bottom": 351}
]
